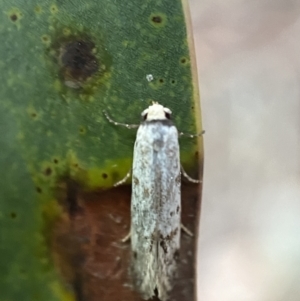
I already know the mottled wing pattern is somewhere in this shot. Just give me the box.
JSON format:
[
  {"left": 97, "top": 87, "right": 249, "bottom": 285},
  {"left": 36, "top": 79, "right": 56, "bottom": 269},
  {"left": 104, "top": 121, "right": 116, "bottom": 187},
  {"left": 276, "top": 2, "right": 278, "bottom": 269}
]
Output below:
[
  {"left": 131, "top": 122, "right": 158, "bottom": 299},
  {"left": 131, "top": 121, "right": 181, "bottom": 301},
  {"left": 156, "top": 122, "right": 181, "bottom": 301}
]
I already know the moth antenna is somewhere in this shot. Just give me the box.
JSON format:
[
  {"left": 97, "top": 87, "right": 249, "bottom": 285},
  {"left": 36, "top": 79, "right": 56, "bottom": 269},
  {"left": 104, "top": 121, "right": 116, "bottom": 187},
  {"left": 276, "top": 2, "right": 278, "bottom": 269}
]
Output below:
[
  {"left": 181, "top": 223, "right": 193, "bottom": 237},
  {"left": 179, "top": 129, "right": 205, "bottom": 138},
  {"left": 114, "top": 169, "right": 132, "bottom": 187},
  {"left": 103, "top": 110, "right": 139, "bottom": 129},
  {"left": 181, "top": 165, "right": 201, "bottom": 183}
]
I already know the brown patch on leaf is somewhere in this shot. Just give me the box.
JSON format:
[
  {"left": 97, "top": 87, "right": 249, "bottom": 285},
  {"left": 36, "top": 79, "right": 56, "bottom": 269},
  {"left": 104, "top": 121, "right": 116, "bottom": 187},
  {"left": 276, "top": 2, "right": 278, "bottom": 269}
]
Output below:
[
  {"left": 152, "top": 16, "right": 162, "bottom": 23},
  {"left": 44, "top": 167, "right": 52, "bottom": 176},
  {"left": 59, "top": 40, "right": 99, "bottom": 89},
  {"left": 50, "top": 180, "right": 201, "bottom": 301},
  {"left": 10, "top": 14, "right": 18, "bottom": 21}
]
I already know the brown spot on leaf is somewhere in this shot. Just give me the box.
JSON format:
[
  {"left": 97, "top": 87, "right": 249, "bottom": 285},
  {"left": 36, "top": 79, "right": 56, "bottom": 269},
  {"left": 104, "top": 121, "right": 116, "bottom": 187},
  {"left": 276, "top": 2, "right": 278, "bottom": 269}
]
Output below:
[
  {"left": 152, "top": 16, "right": 162, "bottom": 23},
  {"left": 50, "top": 5, "right": 58, "bottom": 14},
  {"left": 180, "top": 58, "right": 187, "bottom": 64},
  {"left": 79, "top": 126, "right": 86, "bottom": 134},
  {"left": 44, "top": 167, "right": 52, "bottom": 176},
  {"left": 102, "top": 173, "right": 108, "bottom": 179},
  {"left": 10, "top": 14, "right": 17, "bottom": 21},
  {"left": 49, "top": 177, "right": 200, "bottom": 301},
  {"left": 34, "top": 5, "right": 42, "bottom": 13},
  {"left": 59, "top": 40, "right": 99, "bottom": 89},
  {"left": 65, "top": 180, "right": 80, "bottom": 216}
]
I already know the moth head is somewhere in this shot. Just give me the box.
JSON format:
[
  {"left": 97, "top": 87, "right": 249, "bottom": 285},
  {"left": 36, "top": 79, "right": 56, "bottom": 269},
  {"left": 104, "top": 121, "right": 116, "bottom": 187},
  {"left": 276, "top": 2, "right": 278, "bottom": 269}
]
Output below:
[{"left": 141, "top": 102, "right": 172, "bottom": 121}]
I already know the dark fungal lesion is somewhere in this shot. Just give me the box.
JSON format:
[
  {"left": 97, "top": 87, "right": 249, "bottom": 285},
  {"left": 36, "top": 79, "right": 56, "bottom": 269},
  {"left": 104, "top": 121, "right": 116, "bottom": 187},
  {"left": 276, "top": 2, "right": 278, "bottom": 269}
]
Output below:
[
  {"left": 79, "top": 126, "right": 86, "bottom": 134},
  {"left": 44, "top": 167, "right": 52, "bottom": 176},
  {"left": 7, "top": 9, "right": 23, "bottom": 23},
  {"left": 72, "top": 274, "right": 84, "bottom": 301},
  {"left": 41, "top": 35, "right": 50, "bottom": 43},
  {"left": 152, "top": 16, "right": 162, "bottom": 23},
  {"left": 10, "top": 14, "right": 18, "bottom": 21},
  {"left": 63, "top": 179, "right": 81, "bottom": 216},
  {"left": 46, "top": 26, "right": 112, "bottom": 98},
  {"left": 10, "top": 212, "right": 17, "bottom": 219},
  {"left": 180, "top": 58, "right": 187, "bottom": 64},
  {"left": 149, "top": 12, "right": 167, "bottom": 28},
  {"left": 59, "top": 40, "right": 99, "bottom": 89}
]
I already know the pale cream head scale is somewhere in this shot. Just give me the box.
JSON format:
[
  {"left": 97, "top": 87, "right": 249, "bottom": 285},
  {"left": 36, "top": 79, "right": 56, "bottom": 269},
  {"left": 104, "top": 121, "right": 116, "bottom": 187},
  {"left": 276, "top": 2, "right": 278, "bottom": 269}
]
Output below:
[{"left": 141, "top": 102, "right": 172, "bottom": 121}]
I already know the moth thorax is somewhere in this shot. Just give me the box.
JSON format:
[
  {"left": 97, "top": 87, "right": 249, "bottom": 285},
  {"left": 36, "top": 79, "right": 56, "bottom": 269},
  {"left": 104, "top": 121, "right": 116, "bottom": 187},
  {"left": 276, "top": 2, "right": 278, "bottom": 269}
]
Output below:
[{"left": 142, "top": 103, "right": 172, "bottom": 121}]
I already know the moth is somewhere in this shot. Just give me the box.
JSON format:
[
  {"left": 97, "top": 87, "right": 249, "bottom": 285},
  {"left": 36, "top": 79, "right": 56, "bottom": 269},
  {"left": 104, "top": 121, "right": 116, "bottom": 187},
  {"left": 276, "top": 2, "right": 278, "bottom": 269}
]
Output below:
[{"left": 104, "top": 102, "right": 204, "bottom": 301}]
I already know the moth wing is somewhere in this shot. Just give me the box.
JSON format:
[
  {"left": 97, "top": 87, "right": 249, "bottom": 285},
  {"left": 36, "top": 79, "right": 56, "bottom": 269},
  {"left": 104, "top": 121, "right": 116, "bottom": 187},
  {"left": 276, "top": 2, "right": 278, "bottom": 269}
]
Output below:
[
  {"left": 156, "top": 125, "right": 181, "bottom": 301},
  {"left": 130, "top": 123, "right": 181, "bottom": 301},
  {"left": 131, "top": 124, "right": 158, "bottom": 299}
]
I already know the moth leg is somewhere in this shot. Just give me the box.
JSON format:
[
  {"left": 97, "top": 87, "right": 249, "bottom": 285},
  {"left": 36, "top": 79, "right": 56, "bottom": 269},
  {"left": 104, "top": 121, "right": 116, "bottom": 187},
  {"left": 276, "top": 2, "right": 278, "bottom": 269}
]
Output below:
[
  {"left": 121, "top": 231, "right": 131, "bottom": 242},
  {"left": 103, "top": 110, "right": 139, "bottom": 129},
  {"left": 114, "top": 169, "right": 132, "bottom": 187},
  {"left": 181, "top": 223, "right": 193, "bottom": 237},
  {"left": 181, "top": 165, "right": 201, "bottom": 184},
  {"left": 178, "top": 129, "right": 205, "bottom": 138}
]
